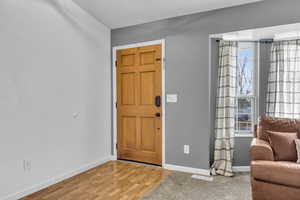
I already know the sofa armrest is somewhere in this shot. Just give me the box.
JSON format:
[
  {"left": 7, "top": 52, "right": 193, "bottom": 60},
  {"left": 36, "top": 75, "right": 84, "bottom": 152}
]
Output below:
[{"left": 250, "top": 138, "right": 274, "bottom": 161}]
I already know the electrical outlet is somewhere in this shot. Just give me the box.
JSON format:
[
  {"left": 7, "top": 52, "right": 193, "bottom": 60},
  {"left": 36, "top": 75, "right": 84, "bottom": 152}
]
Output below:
[{"left": 184, "top": 145, "right": 190, "bottom": 154}]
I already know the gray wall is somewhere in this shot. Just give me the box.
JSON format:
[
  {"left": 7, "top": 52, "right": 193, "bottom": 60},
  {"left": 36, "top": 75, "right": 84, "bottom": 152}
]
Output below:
[
  {"left": 210, "top": 39, "right": 218, "bottom": 166},
  {"left": 259, "top": 43, "right": 272, "bottom": 116},
  {"left": 0, "top": 1, "right": 111, "bottom": 199},
  {"left": 112, "top": 0, "right": 300, "bottom": 170}
]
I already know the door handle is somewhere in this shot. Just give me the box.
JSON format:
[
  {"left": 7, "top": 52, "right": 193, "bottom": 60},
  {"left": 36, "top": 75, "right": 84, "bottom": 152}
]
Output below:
[
  {"left": 155, "top": 96, "right": 161, "bottom": 107},
  {"left": 155, "top": 113, "right": 161, "bottom": 117}
]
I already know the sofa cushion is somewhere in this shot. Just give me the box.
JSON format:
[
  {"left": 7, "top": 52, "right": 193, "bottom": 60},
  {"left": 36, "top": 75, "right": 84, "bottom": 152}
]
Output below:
[
  {"left": 250, "top": 138, "right": 274, "bottom": 161},
  {"left": 266, "top": 131, "right": 298, "bottom": 161},
  {"left": 252, "top": 160, "right": 300, "bottom": 188},
  {"left": 258, "top": 116, "right": 299, "bottom": 141}
]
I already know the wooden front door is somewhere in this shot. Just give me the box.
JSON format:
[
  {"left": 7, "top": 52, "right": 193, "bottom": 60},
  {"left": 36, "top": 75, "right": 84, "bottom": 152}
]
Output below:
[{"left": 116, "top": 44, "right": 162, "bottom": 165}]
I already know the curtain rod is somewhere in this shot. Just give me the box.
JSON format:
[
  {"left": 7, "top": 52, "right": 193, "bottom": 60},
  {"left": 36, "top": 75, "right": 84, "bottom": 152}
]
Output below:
[{"left": 215, "top": 39, "right": 273, "bottom": 44}]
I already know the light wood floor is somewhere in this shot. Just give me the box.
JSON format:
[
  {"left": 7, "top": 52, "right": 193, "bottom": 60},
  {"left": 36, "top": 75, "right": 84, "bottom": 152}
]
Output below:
[{"left": 20, "top": 161, "right": 169, "bottom": 200}]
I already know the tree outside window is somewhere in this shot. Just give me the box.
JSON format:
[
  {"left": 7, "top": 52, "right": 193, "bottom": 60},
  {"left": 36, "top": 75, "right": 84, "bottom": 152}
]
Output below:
[{"left": 235, "top": 42, "right": 257, "bottom": 135}]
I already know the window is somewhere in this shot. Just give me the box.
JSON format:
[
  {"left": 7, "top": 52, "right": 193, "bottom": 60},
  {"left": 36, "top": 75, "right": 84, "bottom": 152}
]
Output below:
[{"left": 234, "top": 42, "right": 258, "bottom": 137}]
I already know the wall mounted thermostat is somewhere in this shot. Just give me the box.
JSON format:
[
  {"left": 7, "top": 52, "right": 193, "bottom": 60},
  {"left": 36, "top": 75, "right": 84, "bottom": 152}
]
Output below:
[{"left": 166, "top": 94, "right": 178, "bottom": 103}]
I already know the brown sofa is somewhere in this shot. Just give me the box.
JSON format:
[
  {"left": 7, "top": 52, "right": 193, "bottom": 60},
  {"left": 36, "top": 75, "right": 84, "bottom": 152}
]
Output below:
[{"left": 250, "top": 116, "right": 300, "bottom": 200}]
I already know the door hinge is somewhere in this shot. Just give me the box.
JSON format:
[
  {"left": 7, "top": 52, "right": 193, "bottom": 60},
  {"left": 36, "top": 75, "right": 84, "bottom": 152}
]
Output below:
[
  {"left": 156, "top": 58, "right": 161, "bottom": 62},
  {"left": 115, "top": 102, "right": 118, "bottom": 108},
  {"left": 116, "top": 143, "right": 118, "bottom": 149},
  {"left": 115, "top": 60, "right": 117, "bottom": 67}
]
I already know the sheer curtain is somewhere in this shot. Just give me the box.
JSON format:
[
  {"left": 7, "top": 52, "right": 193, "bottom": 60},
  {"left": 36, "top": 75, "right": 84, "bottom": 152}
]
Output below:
[
  {"left": 266, "top": 40, "right": 300, "bottom": 118},
  {"left": 211, "top": 41, "right": 238, "bottom": 177}
]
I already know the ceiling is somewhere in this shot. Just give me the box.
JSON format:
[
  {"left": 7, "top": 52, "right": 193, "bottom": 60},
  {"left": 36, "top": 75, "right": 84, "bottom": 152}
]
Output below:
[{"left": 73, "top": 0, "right": 263, "bottom": 29}]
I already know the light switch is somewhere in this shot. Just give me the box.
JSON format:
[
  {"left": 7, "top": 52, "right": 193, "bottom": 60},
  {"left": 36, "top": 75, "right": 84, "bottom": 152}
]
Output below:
[{"left": 167, "top": 94, "right": 178, "bottom": 103}]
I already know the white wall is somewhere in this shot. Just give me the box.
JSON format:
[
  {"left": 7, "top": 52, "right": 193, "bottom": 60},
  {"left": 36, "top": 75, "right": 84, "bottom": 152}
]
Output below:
[{"left": 0, "top": 0, "right": 111, "bottom": 199}]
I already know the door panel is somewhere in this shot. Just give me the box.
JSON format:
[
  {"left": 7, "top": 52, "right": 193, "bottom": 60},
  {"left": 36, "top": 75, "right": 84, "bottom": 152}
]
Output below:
[
  {"left": 140, "top": 117, "right": 156, "bottom": 152},
  {"left": 120, "top": 50, "right": 136, "bottom": 67},
  {"left": 122, "top": 116, "right": 137, "bottom": 150},
  {"left": 140, "top": 51, "right": 155, "bottom": 65},
  {"left": 117, "top": 44, "right": 162, "bottom": 165},
  {"left": 121, "top": 72, "right": 136, "bottom": 105},
  {"left": 140, "top": 71, "right": 155, "bottom": 105}
]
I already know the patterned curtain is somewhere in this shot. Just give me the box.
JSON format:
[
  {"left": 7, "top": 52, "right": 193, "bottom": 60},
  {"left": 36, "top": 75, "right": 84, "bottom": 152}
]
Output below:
[
  {"left": 211, "top": 40, "right": 237, "bottom": 177},
  {"left": 266, "top": 40, "right": 300, "bottom": 119}
]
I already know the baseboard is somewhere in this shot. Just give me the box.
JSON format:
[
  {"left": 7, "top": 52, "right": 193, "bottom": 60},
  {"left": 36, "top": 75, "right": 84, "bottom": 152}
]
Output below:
[
  {"left": 110, "top": 154, "right": 117, "bottom": 161},
  {"left": 164, "top": 164, "right": 211, "bottom": 176},
  {"left": 233, "top": 166, "right": 250, "bottom": 172},
  {"left": 3, "top": 156, "right": 112, "bottom": 200}
]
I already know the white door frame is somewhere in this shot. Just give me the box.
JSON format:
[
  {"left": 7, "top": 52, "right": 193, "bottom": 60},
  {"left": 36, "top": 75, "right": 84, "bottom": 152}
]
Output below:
[{"left": 112, "top": 39, "right": 166, "bottom": 167}]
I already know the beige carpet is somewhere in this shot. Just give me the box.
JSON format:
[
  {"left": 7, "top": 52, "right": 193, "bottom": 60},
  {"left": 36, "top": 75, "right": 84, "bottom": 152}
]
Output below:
[{"left": 143, "top": 172, "right": 251, "bottom": 200}]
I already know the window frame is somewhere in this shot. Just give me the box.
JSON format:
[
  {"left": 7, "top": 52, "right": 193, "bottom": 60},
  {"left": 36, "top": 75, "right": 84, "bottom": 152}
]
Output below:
[{"left": 234, "top": 42, "right": 259, "bottom": 138}]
